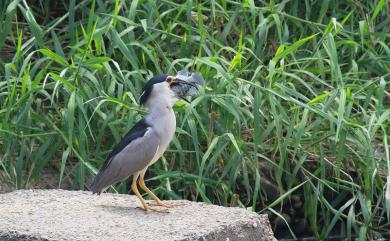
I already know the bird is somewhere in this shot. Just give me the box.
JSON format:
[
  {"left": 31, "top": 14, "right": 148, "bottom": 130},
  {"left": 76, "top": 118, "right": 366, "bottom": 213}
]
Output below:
[{"left": 91, "top": 71, "right": 203, "bottom": 212}]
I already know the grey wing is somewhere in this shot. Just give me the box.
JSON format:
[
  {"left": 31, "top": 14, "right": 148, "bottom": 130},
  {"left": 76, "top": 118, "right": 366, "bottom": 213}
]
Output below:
[{"left": 91, "top": 129, "right": 159, "bottom": 193}]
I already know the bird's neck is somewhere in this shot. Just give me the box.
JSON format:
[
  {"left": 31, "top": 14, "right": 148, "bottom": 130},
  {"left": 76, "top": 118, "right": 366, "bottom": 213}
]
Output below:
[
  {"left": 145, "top": 104, "right": 177, "bottom": 150},
  {"left": 145, "top": 104, "right": 176, "bottom": 127}
]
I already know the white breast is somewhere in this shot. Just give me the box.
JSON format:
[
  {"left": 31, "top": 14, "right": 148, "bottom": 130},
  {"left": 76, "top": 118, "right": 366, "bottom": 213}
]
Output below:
[
  {"left": 145, "top": 108, "right": 176, "bottom": 165},
  {"left": 142, "top": 81, "right": 178, "bottom": 166}
]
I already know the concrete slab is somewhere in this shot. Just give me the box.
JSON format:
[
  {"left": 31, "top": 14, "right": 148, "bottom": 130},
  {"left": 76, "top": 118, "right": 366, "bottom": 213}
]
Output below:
[{"left": 0, "top": 189, "right": 275, "bottom": 241}]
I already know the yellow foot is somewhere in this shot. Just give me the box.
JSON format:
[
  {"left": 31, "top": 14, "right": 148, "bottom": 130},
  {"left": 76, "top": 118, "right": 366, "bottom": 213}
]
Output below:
[
  {"left": 137, "top": 205, "right": 170, "bottom": 213},
  {"left": 146, "top": 200, "right": 183, "bottom": 208}
]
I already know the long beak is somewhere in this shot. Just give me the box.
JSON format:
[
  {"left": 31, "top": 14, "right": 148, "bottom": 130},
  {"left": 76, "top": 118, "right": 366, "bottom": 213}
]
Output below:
[{"left": 179, "top": 96, "right": 191, "bottom": 104}]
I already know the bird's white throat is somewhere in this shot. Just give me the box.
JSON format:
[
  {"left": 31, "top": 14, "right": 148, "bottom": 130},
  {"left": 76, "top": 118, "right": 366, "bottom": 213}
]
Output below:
[
  {"left": 144, "top": 81, "right": 177, "bottom": 160},
  {"left": 143, "top": 82, "right": 177, "bottom": 111}
]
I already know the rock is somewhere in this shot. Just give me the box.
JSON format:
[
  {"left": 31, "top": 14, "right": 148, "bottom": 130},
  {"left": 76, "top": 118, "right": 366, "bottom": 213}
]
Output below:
[{"left": 0, "top": 189, "right": 275, "bottom": 241}]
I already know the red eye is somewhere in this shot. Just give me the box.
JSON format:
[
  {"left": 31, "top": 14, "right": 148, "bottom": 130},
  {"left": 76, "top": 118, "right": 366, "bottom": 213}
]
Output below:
[{"left": 166, "top": 76, "right": 176, "bottom": 84}]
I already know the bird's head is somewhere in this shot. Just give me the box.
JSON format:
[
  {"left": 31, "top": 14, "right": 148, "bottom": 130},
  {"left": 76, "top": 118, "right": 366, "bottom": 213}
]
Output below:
[{"left": 139, "top": 72, "right": 203, "bottom": 109}]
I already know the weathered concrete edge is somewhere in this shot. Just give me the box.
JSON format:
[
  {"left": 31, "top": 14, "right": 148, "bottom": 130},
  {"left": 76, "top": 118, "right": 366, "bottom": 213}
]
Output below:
[
  {"left": 0, "top": 222, "right": 274, "bottom": 241},
  {"left": 0, "top": 231, "right": 50, "bottom": 241},
  {"left": 193, "top": 216, "right": 276, "bottom": 241},
  {"left": 0, "top": 215, "right": 275, "bottom": 241},
  {"left": 0, "top": 189, "right": 276, "bottom": 241}
]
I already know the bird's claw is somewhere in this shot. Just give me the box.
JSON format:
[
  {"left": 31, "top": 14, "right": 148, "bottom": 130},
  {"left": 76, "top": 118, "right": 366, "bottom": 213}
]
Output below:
[
  {"left": 146, "top": 200, "right": 183, "bottom": 208},
  {"left": 137, "top": 205, "right": 170, "bottom": 213},
  {"left": 147, "top": 206, "right": 170, "bottom": 213}
]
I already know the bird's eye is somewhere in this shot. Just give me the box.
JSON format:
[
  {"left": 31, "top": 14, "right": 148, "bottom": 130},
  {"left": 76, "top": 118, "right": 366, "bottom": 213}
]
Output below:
[{"left": 166, "top": 76, "right": 176, "bottom": 84}]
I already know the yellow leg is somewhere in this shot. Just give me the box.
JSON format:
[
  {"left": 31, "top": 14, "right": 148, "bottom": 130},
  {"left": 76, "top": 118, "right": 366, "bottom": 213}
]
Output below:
[
  {"left": 131, "top": 173, "right": 149, "bottom": 211},
  {"left": 139, "top": 172, "right": 180, "bottom": 208},
  {"left": 131, "top": 173, "right": 168, "bottom": 212}
]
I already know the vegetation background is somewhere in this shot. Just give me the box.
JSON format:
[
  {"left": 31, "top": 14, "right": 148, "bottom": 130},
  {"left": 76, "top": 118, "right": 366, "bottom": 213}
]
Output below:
[{"left": 0, "top": 0, "right": 389, "bottom": 240}]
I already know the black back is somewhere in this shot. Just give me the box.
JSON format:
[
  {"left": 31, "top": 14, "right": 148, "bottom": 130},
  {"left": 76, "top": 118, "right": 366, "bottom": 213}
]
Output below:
[
  {"left": 98, "top": 118, "right": 150, "bottom": 173},
  {"left": 139, "top": 74, "right": 168, "bottom": 105}
]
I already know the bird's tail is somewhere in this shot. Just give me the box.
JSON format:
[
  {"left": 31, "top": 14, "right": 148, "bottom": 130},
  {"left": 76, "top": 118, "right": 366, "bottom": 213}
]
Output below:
[{"left": 91, "top": 174, "right": 103, "bottom": 195}]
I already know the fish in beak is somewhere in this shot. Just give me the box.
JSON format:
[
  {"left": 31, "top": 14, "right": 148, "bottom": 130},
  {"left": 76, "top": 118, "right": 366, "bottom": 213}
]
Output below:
[{"left": 167, "top": 70, "right": 204, "bottom": 103}]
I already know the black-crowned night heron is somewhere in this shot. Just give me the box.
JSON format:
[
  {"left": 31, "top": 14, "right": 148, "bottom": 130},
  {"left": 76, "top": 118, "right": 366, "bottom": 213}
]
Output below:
[{"left": 91, "top": 71, "right": 203, "bottom": 211}]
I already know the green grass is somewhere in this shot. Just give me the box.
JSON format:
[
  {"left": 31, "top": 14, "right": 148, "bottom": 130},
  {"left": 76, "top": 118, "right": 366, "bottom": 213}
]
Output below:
[{"left": 1, "top": 0, "right": 390, "bottom": 239}]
